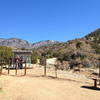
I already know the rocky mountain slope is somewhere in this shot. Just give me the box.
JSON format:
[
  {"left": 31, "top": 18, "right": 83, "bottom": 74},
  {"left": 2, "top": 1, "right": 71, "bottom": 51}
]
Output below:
[
  {"left": 85, "top": 28, "right": 100, "bottom": 54},
  {"left": 35, "top": 29, "right": 100, "bottom": 68},
  {"left": 32, "top": 40, "right": 59, "bottom": 48},
  {"left": 0, "top": 38, "right": 31, "bottom": 48},
  {"left": 85, "top": 28, "right": 100, "bottom": 41},
  {"left": 0, "top": 38, "right": 59, "bottom": 48}
]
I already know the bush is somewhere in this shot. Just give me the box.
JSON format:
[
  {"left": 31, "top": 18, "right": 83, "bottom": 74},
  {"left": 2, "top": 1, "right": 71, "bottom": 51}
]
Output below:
[
  {"left": 76, "top": 41, "right": 83, "bottom": 49},
  {"left": 95, "top": 48, "right": 100, "bottom": 54},
  {"left": 0, "top": 46, "right": 13, "bottom": 65},
  {"left": 92, "top": 44, "right": 100, "bottom": 54},
  {"left": 31, "top": 50, "right": 39, "bottom": 64}
]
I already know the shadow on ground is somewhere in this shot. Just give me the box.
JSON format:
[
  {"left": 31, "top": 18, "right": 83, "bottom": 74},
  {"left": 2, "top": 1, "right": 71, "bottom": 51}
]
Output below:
[
  {"left": 81, "top": 86, "right": 100, "bottom": 91},
  {"left": 14, "top": 74, "right": 87, "bottom": 84}
]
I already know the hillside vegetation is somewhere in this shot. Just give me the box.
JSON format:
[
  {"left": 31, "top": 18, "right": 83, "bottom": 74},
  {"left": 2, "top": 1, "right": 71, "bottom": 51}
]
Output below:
[
  {"left": 35, "top": 29, "right": 100, "bottom": 69},
  {"left": 85, "top": 28, "right": 100, "bottom": 54}
]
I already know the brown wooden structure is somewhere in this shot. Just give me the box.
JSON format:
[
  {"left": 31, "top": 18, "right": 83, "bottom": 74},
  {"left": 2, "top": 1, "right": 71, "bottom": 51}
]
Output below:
[
  {"left": 12, "top": 50, "right": 32, "bottom": 68},
  {"left": 5, "top": 50, "right": 32, "bottom": 75}
]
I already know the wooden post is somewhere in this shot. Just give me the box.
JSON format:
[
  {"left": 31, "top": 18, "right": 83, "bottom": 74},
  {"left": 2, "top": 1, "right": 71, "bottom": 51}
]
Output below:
[
  {"left": 44, "top": 64, "right": 46, "bottom": 76},
  {"left": 99, "top": 62, "right": 100, "bottom": 85},
  {"left": 8, "top": 65, "right": 10, "bottom": 74},
  {"left": 0, "top": 64, "right": 3, "bottom": 75},
  {"left": 93, "top": 79, "right": 97, "bottom": 88},
  {"left": 55, "top": 65, "right": 57, "bottom": 78},
  {"left": 8, "top": 60, "right": 10, "bottom": 74},
  {"left": 44, "top": 58, "right": 46, "bottom": 76},
  {"left": 24, "top": 62, "right": 27, "bottom": 75},
  {"left": 15, "top": 63, "right": 18, "bottom": 75},
  {"left": 0, "top": 61, "right": 3, "bottom": 75},
  {"left": 0, "top": 66, "right": 1, "bottom": 75}
]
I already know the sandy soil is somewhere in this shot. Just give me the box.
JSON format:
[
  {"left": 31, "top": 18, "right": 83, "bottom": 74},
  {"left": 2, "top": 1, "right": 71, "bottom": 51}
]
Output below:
[{"left": 0, "top": 66, "right": 100, "bottom": 100}]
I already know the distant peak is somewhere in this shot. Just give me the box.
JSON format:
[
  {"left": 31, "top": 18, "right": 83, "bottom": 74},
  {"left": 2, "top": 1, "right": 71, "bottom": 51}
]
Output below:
[
  {"left": 32, "top": 40, "right": 60, "bottom": 48},
  {"left": 8, "top": 37, "right": 23, "bottom": 40}
]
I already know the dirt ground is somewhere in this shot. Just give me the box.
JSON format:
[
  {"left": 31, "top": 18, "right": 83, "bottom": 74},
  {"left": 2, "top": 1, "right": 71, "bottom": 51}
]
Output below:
[{"left": 0, "top": 66, "right": 100, "bottom": 100}]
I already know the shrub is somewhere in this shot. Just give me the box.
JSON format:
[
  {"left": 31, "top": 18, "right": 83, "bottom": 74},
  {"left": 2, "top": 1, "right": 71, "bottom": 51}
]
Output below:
[
  {"left": 76, "top": 41, "right": 83, "bottom": 49},
  {"left": 0, "top": 46, "right": 13, "bottom": 65}
]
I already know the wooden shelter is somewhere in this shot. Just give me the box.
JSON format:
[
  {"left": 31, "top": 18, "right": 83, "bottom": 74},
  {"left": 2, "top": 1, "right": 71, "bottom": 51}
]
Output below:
[{"left": 11, "top": 50, "right": 32, "bottom": 69}]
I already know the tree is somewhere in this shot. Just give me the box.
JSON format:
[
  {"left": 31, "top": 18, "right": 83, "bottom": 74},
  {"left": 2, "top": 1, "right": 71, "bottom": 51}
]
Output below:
[
  {"left": 0, "top": 46, "right": 13, "bottom": 65},
  {"left": 31, "top": 49, "right": 39, "bottom": 64}
]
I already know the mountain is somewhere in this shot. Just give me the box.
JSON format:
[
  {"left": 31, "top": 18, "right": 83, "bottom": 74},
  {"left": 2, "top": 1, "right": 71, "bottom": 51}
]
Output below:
[
  {"left": 0, "top": 38, "right": 59, "bottom": 48},
  {"left": 32, "top": 40, "right": 59, "bottom": 48},
  {"left": 0, "top": 38, "right": 32, "bottom": 48},
  {"left": 85, "top": 29, "right": 100, "bottom": 54},
  {"left": 85, "top": 28, "right": 100, "bottom": 43},
  {"left": 0, "top": 38, "right": 5, "bottom": 42}
]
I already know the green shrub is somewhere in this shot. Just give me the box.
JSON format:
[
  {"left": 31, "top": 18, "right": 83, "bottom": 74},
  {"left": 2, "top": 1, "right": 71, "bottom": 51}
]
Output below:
[
  {"left": 76, "top": 41, "right": 83, "bottom": 49},
  {"left": 31, "top": 50, "right": 39, "bottom": 64},
  {"left": 0, "top": 46, "right": 13, "bottom": 65}
]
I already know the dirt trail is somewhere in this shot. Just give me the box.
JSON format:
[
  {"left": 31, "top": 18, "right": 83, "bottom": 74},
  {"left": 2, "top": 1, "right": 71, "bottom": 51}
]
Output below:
[{"left": 0, "top": 68, "right": 100, "bottom": 100}]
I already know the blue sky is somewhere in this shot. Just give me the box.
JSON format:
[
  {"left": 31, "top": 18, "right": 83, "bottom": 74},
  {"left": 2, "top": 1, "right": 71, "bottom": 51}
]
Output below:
[{"left": 0, "top": 0, "right": 100, "bottom": 43}]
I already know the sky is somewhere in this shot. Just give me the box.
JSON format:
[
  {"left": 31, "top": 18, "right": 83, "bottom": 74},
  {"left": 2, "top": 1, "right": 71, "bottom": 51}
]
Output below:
[{"left": 0, "top": 0, "right": 100, "bottom": 43}]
